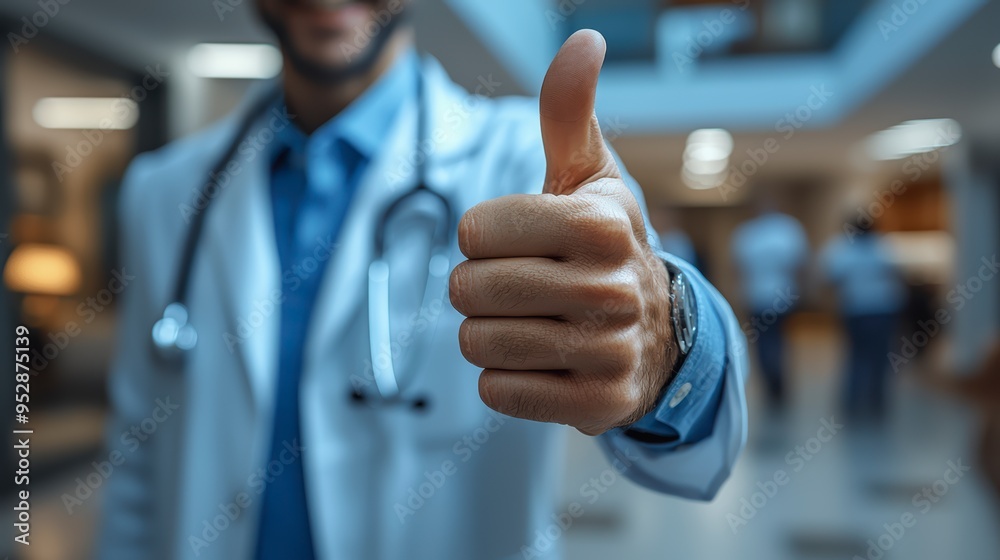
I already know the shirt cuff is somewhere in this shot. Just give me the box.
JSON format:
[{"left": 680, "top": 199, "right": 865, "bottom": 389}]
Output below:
[{"left": 622, "top": 253, "right": 728, "bottom": 450}]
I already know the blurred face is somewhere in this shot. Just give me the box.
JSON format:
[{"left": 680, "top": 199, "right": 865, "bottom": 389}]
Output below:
[{"left": 257, "top": 0, "right": 410, "bottom": 83}]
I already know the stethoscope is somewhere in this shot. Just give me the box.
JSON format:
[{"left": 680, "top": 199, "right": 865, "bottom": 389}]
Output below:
[{"left": 152, "top": 69, "right": 454, "bottom": 412}]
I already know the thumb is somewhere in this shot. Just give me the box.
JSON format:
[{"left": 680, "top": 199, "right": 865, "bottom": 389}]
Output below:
[{"left": 540, "top": 29, "right": 621, "bottom": 195}]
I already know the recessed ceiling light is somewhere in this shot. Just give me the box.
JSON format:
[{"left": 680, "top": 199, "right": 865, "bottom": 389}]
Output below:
[
  {"left": 685, "top": 129, "right": 734, "bottom": 161},
  {"left": 32, "top": 97, "right": 139, "bottom": 130},
  {"left": 864, "top": 119, "right": 962, "bottom": 161},
  {"left": 187, "top": 43, "right": 282, "bottom": 79},
  {"left": 683, "top": 128, "right": 733, "bottom": 190}
]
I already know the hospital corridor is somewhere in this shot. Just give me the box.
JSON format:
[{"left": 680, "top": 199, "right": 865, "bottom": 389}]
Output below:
[{"left": 2, "top": 0, "right": 1000, "bottom": 559}]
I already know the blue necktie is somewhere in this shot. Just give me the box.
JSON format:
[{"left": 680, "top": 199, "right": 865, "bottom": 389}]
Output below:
[{"left": 255, "top": 138, "right": 359, "bottom": 560}]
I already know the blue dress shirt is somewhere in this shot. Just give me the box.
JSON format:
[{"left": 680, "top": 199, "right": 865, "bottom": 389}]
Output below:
[{"left": 254, "top": 52, "right": 415, "bottom": 560}]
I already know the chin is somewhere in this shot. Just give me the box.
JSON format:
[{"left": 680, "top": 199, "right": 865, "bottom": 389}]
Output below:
[{"left": 260, "top": 0, "right": 406, "bottom": 83}]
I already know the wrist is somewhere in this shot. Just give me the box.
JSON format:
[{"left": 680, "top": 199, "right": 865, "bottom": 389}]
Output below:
[
  {"left": 627, "top": 250, "right": 682, "bottom": 423},
  {"left": 653, "top": 251, "right": 697, "bottom": 392}
]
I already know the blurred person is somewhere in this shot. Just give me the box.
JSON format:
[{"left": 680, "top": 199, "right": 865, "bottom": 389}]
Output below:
[
  {"left": 820, "top": 218, "right": 905, "bottom": 421},
  {"left": 731, "top": 204, "right": 808, "bottom": 410},
  {"left": 97, "top": 2, "right": 748, "bottom": 559}
]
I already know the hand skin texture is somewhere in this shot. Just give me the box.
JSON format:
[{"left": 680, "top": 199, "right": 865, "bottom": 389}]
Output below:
[{"left": 449, "top": 30, "right": 679, "bottom": 436}]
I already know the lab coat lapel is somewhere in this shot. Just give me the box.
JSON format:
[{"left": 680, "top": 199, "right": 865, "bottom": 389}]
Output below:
[
  {"left": 304, "top": 56, "right": 479, "bottom": 381},
  {"left": 304, "top": 88, "right": 420, "bottom": 368},
  {"left": 203, "top": 113, "right": 282, "bottom": 413}
]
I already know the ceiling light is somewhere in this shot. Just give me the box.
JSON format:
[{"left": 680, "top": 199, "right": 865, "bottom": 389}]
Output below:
[
  {"left": 683, "top": 156, "right": 729, "bottom": 176},
  {"left": 993, "top": 43, "right": 1000, "bottom": 69},
  {"left": 685, "top": 128, "right": 734, "bottom": 161},
  {"left": 865, "top": 119, "right": 962, "bottom": 161},
  {"left": 683, "top": 128, "right": 733, "bottom": 190},
  {"left": 682, "top": 167, "right": 728, "bottom": 190},
  {"left": 187, "top": 43, "right": 282, "bottom": 79},
  {"left": 3, "top": 244, "right": 82, "bottom": 296},
  {"left": 33, "top": 97, "right": 139, "bottom": 130}
]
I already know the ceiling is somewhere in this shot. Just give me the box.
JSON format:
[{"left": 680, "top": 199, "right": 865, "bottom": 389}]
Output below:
[{"left": 3, "top": 0, "right": 1000, "bottom": 198}]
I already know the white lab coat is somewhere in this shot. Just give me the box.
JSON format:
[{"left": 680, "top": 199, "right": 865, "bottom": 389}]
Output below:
[{"left": 97, "top": 57, "right": 748, "bottom": 560}]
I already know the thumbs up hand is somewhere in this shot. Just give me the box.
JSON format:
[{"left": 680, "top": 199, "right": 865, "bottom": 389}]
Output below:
[{"left": 449, "top": 30, "right": 678, "bottom": 436}]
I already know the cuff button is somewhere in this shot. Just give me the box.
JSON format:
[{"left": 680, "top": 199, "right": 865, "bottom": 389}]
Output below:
[{"left": 668, "top": 382, "right": 693, "bottom": 408}]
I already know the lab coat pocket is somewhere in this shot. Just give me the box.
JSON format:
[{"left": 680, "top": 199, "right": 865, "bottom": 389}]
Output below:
[{"left": 373, "top": 226, "right": 487, "bottom": 447}]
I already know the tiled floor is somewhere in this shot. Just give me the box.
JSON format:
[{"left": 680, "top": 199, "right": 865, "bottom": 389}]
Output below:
[
  {"left": 560, "top": 325, "right": 1000, "bottom": 560},
  {"left": 11, "top": 324, "right": 1000, "bottom": 560}
]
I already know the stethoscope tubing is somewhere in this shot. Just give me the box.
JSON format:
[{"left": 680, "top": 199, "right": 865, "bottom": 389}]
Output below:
[{"left": 152, "top": 65, "right": 451, "bottom": 412}]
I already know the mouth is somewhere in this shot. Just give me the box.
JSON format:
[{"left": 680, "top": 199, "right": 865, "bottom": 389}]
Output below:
[{"left": 284, "top": 0, "right": 375, "bottom": 31}]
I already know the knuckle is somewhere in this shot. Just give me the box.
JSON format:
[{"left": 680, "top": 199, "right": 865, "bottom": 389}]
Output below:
[
  {"left": 495, "top": 194, "right": 555, "bottom": 246},
  {"left": 457, "top": 208, "right": 482, "bottom": 257},
  {"left": 494, "top": 331, "right": 534, "bottom": 368},
  {"left": 480, "top": 375, "right": 557, "bottom": 422},
  {"left": 478, "top": 373, "right": 512, "bottom": 414},
  {"left": 458, "top": 320, "right": 482, "bottom": 365},
  {"left": 482, "top": 328, "right": 523, "bottom": 368},
  {"left": 448, "top": 262, "right": 473, "bottom": 315},
  {"left": 612, "top": 271, "right": 644, "bottom": 319},
  {"left": 565, "top": 197, "right": 636, "bottom": 262},
  {"left": 487, "top": 262, "right": 543, "bottom": 312},
  {"left": 579, "top": 196, "right": 631, "bottom": 235},
  {"left": 572, "top": 198, "right": 609, "bottom": 232},
  {"left": 586, "top": 344, "right": 631, "bottom": 387},
  {"left": 504, "top": 390, "right": 536, "bottom": 420},
  {"left": 604, "top": 333, "right": 642, "bottom": 372},
  {"left": 484, "top": 271, "right": 524, "bottom": 311},
  {"left": 604, "top": 376, "right": 644, "bottom": 416},
  {"left": 583, "top": 273, "right": 642, "bottom": 322},
  {"left": 511, "top": 390, "right": 557, "bottom": 423},
  {"left": 579, "top": 336, "right": 644, "bottom": 405}
]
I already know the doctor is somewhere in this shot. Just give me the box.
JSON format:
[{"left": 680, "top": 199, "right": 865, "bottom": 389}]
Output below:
[{"left": 99, "top": 1, "right": 748, "bottom": 559}]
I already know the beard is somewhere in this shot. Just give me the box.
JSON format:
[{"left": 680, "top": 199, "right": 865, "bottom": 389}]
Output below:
[{"left": 259, "top": 0, "right": 409, "bottom": 85}]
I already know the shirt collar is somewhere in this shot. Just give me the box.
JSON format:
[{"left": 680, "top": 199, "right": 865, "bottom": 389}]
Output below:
[{"left": 271, "top": 48, "right": 418, "bottom": 164}]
